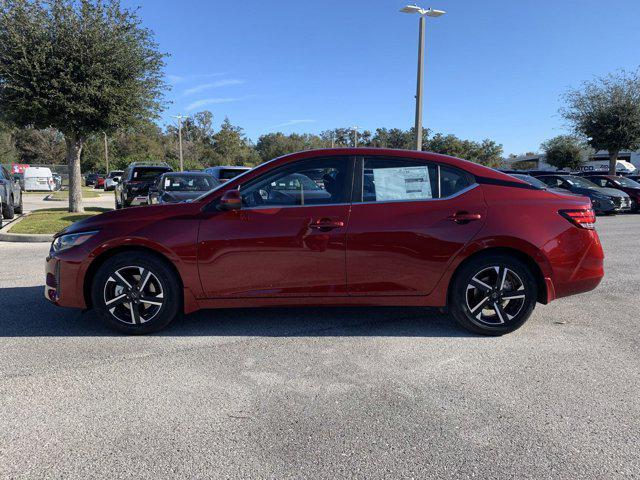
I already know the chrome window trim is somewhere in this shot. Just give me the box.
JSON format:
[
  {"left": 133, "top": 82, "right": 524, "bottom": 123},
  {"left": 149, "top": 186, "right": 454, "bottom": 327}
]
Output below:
[{"left": 242, "top": 202, "right": 351, "bottom": 211}]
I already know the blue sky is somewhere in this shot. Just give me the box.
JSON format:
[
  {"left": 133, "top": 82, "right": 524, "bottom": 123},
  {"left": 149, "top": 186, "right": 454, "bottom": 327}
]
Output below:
[{"left": 123, "top": 0, "right": 640, "bottom": 156}]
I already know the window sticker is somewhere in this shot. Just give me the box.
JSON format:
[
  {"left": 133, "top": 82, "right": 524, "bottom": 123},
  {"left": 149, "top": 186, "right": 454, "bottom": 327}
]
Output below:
[{"left": 372, "top": 166, "right": 432, "bottom": 201}]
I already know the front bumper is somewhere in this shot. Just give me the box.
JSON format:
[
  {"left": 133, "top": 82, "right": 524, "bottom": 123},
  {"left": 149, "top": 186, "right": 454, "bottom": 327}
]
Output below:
[{"left": 45, "top": 253, "right": 87, "bottom": 309}]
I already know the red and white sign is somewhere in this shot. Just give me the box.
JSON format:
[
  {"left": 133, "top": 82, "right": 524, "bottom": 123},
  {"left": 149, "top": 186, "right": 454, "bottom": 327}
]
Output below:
[{"left": 11, "top": 163, "right": 30, "bottom": 174}]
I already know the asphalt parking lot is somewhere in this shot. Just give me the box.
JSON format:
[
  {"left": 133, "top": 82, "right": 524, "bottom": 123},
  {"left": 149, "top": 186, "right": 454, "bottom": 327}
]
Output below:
[{"left": 0, "top": 215, "right": 638, "bottom": 479}]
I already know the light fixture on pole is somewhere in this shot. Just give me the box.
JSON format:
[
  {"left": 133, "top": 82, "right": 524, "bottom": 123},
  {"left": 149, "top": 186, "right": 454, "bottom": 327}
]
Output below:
[{"left": 400, "top": 4, "right": 446, "bottom": 151}]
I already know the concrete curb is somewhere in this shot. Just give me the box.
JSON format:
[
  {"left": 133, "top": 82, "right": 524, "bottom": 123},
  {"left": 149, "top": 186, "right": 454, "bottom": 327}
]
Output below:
[{"left": 0, "top": 215, "right": 54, "bottom": 243}]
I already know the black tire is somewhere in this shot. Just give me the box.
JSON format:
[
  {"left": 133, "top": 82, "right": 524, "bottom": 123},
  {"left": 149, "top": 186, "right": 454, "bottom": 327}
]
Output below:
[
  {"left": 91, "top": 252, "right": 182, "bottom": 334},
  {"left": 448, "top": 254, "right": 537, "bottom": 336},
  {"left": 14, "top": 193, "right": 23, "bottom": 214},
  {"left": 3, "top": 196, "right": 15, "bottom": 219}
]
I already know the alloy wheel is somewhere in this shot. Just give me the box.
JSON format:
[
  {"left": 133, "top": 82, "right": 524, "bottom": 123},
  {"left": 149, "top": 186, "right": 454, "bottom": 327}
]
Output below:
[
  {"left": 465, "top": 266, "right": 527, "bottom": 326},
  {"left": 103, "top": 266, "right": 164, "bottom": 324}
]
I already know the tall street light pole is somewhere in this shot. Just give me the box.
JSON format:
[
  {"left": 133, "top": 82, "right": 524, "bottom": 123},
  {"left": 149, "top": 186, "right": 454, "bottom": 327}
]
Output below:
[
  {"left": 172, "top": 114, "right": 187, "bottom": 171},
  {"left": 400, "top": 5, "right": 446, "bottom": 151},
  {"left": 103, "top": 132, "right": 109, "bottom": 173}
]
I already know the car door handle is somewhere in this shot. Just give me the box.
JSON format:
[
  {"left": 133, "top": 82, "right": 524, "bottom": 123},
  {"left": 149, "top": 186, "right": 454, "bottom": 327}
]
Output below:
[
  {"left": 447, "top": 211, "right": 482, "bottom": 224},
  {"left": 310, "top": 218, "right": 345, "bottom": 231}
]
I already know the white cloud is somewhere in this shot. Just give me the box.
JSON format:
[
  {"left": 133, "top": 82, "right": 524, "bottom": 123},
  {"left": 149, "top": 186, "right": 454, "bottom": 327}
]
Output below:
[
  {"left": 183, "top": 79, "right": 245, "bottom": 96},
  {"left": 271, "top": 119, "right": 316, "bottom": 128},
  {"left": 167, "top": 73, "right": 226, "bottom": 85},
  {"left": 186, "top": 97, "right": 246, "bottom": 111}
]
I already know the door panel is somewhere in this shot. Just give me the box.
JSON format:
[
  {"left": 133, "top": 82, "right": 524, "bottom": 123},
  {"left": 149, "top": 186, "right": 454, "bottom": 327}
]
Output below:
[
  {"left": 346, "top": 186, "right": 487, "bottom": 296},
  {"left": 197, "top": 205, "right": 350, "bottom": 298}
]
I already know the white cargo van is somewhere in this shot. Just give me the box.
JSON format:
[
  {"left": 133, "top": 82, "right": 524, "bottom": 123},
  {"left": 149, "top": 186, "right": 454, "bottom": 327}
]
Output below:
[{"left": 24, "top": 167, "right": 54, "bottom": 191}]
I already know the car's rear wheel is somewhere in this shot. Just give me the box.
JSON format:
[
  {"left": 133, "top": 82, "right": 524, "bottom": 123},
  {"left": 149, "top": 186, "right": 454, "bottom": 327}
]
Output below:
[
  {"left": 91, "top": 252, "right": 182, "bottom": 334},
  {"left": 449, "top": 254, "right": 537, "bottom": 336}
]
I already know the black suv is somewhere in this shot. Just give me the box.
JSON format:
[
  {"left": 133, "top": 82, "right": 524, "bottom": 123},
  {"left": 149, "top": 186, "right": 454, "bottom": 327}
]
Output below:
[{"left": 115, "top": 162, "right": 172, "bottom": 209}]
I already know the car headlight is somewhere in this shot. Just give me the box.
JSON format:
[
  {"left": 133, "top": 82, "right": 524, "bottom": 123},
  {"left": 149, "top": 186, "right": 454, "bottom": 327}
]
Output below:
[
  {"left": 51, "top": 231, "right": 99, "bottom": 253},
  {"left": 590, "top": 193, "right": 611, "bottom": 201}
]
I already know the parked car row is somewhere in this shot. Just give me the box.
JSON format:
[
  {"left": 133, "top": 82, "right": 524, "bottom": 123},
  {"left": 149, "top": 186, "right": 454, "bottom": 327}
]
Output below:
[
  {"left": 502, "top": 170, "right": 639, "bottom": 215},
  {"left": 113, "top": 163, "right": 250, "bottom": 209}
]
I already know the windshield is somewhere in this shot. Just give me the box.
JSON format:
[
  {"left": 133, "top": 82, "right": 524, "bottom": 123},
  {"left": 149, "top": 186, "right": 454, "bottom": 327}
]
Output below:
[
  {"left": 563, "top": 176, "right": 599, "bottom": 189},
  {"left": 614, "top": 176, "right": 640, "bottom": 188},
  {"left": 163, "top": 175, "right": 218, "bottom": 192},
  {"left": 108, "top": 171, "right": 123, "bottom": 178},
  {"left": 511, "top": 174, "right": 548, "bottom": 189},
  {"left": 133, "top": 168, "right": 170, "bottom": 181}
]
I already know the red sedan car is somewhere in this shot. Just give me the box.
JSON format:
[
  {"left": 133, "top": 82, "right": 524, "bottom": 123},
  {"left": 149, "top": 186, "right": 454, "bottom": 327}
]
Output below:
[{"left": 45, "top": 149, "right": 604, "bottom": 335}]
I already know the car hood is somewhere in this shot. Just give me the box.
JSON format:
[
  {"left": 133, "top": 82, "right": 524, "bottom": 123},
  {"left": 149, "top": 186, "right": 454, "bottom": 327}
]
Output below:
[{"left": 57, "top": 202, "right": 200, "bottom": 237}]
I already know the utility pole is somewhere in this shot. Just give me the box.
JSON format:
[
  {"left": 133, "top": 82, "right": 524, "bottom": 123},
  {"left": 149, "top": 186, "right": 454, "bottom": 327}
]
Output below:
[
  {"left": 351, "top": 126, "right": 359, "bottom": 147},
  {"left": 400, "top": 5, "right": 446, "bottom": 151},
  {"left": 103, "top": 132, "right": 109, "bottom": 173},
  {"left": 172, "top": 114, "right": 187, "bottom": 171},
  {"left": 414, "top": 15, "right": 425, "bottom": 151}
]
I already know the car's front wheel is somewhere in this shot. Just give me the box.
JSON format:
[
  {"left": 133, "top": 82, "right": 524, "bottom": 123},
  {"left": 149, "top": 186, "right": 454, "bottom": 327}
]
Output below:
[
  {"left": 448, "top": 254, "right": 537, "bottom": 336},
  {"left": 91, "top": 252, "right": 182, "bottom": 334},
  {"left": 2, "top": 196, "right": 15, "bottom": 219}
]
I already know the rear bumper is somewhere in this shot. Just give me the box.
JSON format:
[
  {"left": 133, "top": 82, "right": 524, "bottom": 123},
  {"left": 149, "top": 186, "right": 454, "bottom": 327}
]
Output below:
[{"left": 546, "top": 228, "right": 604, "bottom": 300}]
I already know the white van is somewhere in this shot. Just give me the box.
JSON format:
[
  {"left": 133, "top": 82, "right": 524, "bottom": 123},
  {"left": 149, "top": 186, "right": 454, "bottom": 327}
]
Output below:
[{"left": 24, "top": 167, "right": 54, "bottom": 191}]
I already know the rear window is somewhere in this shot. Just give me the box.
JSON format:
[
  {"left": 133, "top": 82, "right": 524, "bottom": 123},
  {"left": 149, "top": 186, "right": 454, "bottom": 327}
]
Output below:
[
  {"left": 219, "top": 169, "right": 247, "bottom": 180},
  {"left": 133, "top": 168, "right": 170, "bottom": 181}
]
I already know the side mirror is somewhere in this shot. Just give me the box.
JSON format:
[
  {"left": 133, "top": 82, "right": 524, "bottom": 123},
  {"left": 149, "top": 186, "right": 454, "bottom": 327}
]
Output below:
[{"left": 218, "top": 189, "right": 242, "bottom": 210}]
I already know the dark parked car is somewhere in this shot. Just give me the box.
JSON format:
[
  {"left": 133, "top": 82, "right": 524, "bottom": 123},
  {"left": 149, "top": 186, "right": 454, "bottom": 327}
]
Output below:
[
  {"left": 533, "top": 174, "right": 632, "bottom": 214},
  {"left": 115, "top": 162, "right": 172, "bottom": 209},
  {"left": 581, "top": 174, "right": 640, "bottom": 211},
  {"left": 203, "top": 166, "right": 251, "bottom": 182},
  {"left": 148, "top": 172, "right": 219, "bottom": 205},
  {"left": 0, "top": 166, "right": 23, "bottom": 220},
  {"left": 85, "top": 172, "right": 101, "bottom": 186},
  {"left": 46, "top": 148, "right": 604, "bottom": 336},
  {"left": 507, "top": 173, "right": 575, "bottom": 196}
]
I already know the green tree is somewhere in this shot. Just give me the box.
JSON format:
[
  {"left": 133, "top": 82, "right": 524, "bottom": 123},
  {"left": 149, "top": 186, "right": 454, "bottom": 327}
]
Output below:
[
  {"left": 0, "top": 122, "right": 17, "bottom": 162},
  {"left": 13, "top": 127, "right": 66, "bottom": 164},
  {"left": 211, "top": 118, "right": 260, "bottom": 166},
  {"left": 425, "top": 133, "right": 503, "bottom": 167},
  {"left": 561, "top": 69, "right": 640, "bottom": 174},
  {"left": 0, "top": 0, "right": 166, "bottom": 212},
  {"left": 540, "top": 135, "right": 587, "bottom": 171}
]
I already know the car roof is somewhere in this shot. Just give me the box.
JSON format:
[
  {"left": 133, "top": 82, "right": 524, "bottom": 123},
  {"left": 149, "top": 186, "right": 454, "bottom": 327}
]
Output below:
[{"left": 162, "top": 171, "right": 213, "bottom": 177}]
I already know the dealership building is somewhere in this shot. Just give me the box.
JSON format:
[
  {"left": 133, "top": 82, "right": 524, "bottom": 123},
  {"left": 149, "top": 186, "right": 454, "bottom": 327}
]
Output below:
[{"left": 502, "top": 150, "right": 640, "bottom": 173}]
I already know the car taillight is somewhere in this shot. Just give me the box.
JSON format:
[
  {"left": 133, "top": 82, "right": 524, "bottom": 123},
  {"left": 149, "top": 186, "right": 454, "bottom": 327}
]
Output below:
[{"left": 559, "top": 208, "right": 596, "bottom": 230}]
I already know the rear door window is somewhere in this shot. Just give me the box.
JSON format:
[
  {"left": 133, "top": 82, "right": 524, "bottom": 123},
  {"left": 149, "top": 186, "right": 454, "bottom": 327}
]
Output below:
[
  {"left": 362, "top": 158, "right": 437, "bottom": 202},
  {"left": 359, "top": 157, "right": 473, "bottom": 202}
]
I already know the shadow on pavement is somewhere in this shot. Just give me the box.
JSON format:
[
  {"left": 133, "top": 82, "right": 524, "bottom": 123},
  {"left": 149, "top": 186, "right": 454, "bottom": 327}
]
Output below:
[{"left": 0, "top": 286, "right": 473, "bottom": 338}]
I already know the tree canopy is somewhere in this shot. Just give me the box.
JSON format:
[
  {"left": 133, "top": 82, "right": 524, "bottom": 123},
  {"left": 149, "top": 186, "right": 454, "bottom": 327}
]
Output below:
[
  {"left": 561, "top": 69, "right": 640, "bottom": 174},
  {"left": 0, "top": 0, "right": 167, "bottom": 211},
  {"left": 540, "top": 135, "right": 588, "bottom": 171}
]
